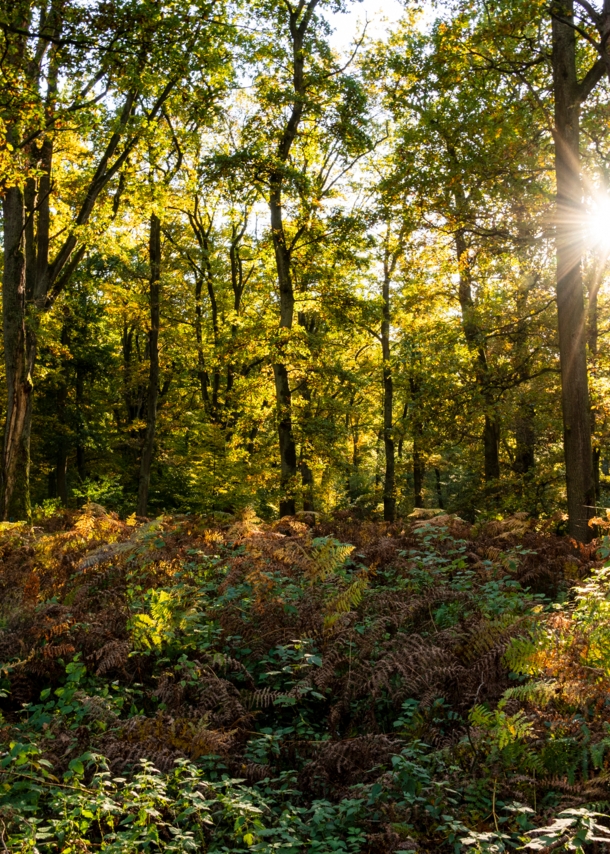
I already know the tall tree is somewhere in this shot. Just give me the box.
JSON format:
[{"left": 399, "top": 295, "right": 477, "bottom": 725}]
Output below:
[
  {"left": 550, "top": 0, "right": 606, "bottom": 540},
  {"left": 0, "top": 0, "right": 226, "bottom": 519}
]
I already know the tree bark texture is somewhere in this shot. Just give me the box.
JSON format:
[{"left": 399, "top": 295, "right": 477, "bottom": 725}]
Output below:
[
  {"left": 1, "top": 184, "right": 33, "bottom": 520},
  {"left": 382, "top": 263, "right": 395, "bottom": 522},
  {"left": 552, "top": 2, "right": 595, "bottom": 540},
  {"left": 267, "top": 2, "right": 320, "bottom": 516},
  {"left": 454, "top": 228, "right": 500, "bottom": 483},
  {"left": 0, "top": 0, "right": 169, "bottom": 518},
  {"left": 137, "top": 214, "right": 161, "bottom": 517}
]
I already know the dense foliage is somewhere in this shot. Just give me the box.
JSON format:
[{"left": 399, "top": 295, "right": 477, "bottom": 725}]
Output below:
[
  {"left": 0, "top": 0, "right": 609, "bottom": 527},
  {"left": 2, "top": 507, "right": 610, "bottom": 852},
  {"left": 3, "top": 0, "right": 610, "bottom": 851}
]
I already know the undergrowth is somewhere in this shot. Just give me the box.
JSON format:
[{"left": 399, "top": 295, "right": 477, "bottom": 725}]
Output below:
[{"left": 1, "top": 505, "right": 609, "bottom": 852}]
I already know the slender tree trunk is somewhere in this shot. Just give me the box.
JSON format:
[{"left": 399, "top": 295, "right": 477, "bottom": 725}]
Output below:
[
  {"left": 136, "top": 214, "right": 161, "bottom": 516},
  {"left": 266, "top": 3, "right": 320, "bottom": 517},
  {"left": 409, "top": 378, "right": 425, "bottom": 509},
  {"left": 273, "top": 362, "right": 297, "bottom": 516},
  {"left": 552, "top": 3, "right": 595, "bottom": 540},
  {"left": 56, "top": 323, "right": 70, "bottom": 506},
  {"left": 1, "top": 184, "right": 33, "bottom": 521},
  {"left": 454, "top": 227, "right": 500, "bottom": 483},
  {"left": 435, "top": 468, "right": 444, "bottom": 509},
  {"left": 75, "top": 364, "right": 86, "bottom": 481},
  {"left": 269, "top": 173, "right": 297, "bottom": 517},
  {"left": 514, "top": 401, "right": 536, "bottom": 476},
  {"left": 382, "top": 266, "right": 395, "bottom": 521},
  {"left": 413, "top": 439, "right": 425, "bottom": 509},
  {"left": 513, "top": 282, "right": 535, "bottom": 477},
  {"left": 483, "top": 415, "right": 500, "bottom": 481}
]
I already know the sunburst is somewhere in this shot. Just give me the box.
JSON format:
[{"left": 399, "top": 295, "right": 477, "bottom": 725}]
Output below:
[{"left": 586, "top": 194, "right": 610, "bottom": 252}]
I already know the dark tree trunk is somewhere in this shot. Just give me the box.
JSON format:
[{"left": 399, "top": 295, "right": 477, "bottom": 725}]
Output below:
[
  {"left": 483, "top": 414, "right": 500, "bottom": 481},
  {"left": 381, "top": 253, "right": 397, "bottom": 522},
  {"left": 551, "top": 2, "right": 597, "bottom": 540},
  {"left": 267, "top": 2, "right": 320, "bottom": 517},
  {"left": 75, "top": 364, "right": 86, "bottom": 481},
  {"left": 512, "top": 282, "right": 535, "bottom": 477},
  {"left": 435, "top": 468, "right": 444, "bottom": 509},
  {"left": 56, "top": 328, "right": 69, "bottom": 507},
  {"left": 273, "top": 363, "right": 297, "bottom": 517},
  {"left": 300, "top": 460, "right": 315, "bottom": 511},
  {"left": 1, "top": 184, "right": 33, "bottom": 521},
  {"left": 454, "top": 227, "right": 500, "bottom": 483},
  {"left": 137, "top": 214, "right": 161, "bottom": 517},
  {"left": 413, "top": 442, "right": 425, "bottom": 509},
  {"left": 409, "top": 379, "right": 425, "bottom": 509},
  {"left": 0, "top": 45, "right": 163, "bottom": 519},
  {"left": 514, "top": 400, "right": 536, "bottom": 475}
]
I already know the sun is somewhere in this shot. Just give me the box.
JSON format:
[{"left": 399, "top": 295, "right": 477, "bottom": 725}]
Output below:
[{"left": 586, "top": 195, "right": 610, "bottom": 252}]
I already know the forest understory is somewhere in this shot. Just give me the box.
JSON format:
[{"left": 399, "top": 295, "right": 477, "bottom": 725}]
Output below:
[{"left": 2, "top": 505, "right": 610, "bottom": 853}]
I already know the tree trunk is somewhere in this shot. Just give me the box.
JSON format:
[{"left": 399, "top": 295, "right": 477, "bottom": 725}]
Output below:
[
  {"left": 1, "top": 184, "right": 33, "bottom": 521},
  {"left": 514, "top": 400, "right": 536, "bottom": 475},
  {"left": 266, "top": 4, "right": 320, "bottom": 517},
  {"left": 483, "top": 414, "right": 500, "bottom": 481},
  {"left": 434, "top": 468, "right": 444, "bottom": 509},
  {"left": 273, "top": 363, "right": 297, "bottom": 517},
  {"left": 382, "top": 270, "right": 395, "bottom": 522},
  {"left": 409, "top": 379, "right": 425, "bottom": 509},
  {"left": 413, "top": 441, "right": 425, "bottom": 509},
  {"left": 136, "top": 213, "right": 161, "bottom": 517},
  {"left": 269, "top": 176, "right": 297, "bottom": 517},
  {"left": 75, "top": 364, "right": 86, "bottom": 481},
  {"left": 552, "top": 2, "right": 595, "bottom": 540},
  {"left": 454, "top": 227, "right": 500, "bottom": 483}
]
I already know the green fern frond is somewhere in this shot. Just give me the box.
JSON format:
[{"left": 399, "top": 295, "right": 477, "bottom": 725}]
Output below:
[
  {"left": 310, "top": 537, "right": 355, "bottom": 582},
  {"left": 503, "top": 680, "right": 559, "bottom": 707},
  {"left": 323, "top": 573, "right": 368, "bottom": 629}
]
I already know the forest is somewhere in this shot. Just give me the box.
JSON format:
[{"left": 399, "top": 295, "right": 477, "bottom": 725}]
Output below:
[{"left": 2, "top": 0, "right": 610, "bottom": 850}]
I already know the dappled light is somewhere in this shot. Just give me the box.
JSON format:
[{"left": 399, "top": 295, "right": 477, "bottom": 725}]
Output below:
[{"left": 3, "top": 0, "right": 610, "bottom": 850}]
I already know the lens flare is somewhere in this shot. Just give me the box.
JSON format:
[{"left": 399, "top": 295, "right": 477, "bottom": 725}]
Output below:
[{"left": 587, "top": 195, "right": 610, "bottom": 251}]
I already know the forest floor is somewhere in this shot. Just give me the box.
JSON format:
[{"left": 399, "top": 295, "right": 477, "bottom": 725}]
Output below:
[{"left": 1, "top": 505, "right": 610, "bottom": 853}]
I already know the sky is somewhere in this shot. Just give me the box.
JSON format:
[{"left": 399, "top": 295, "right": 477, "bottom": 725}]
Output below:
[{"left": 325, "top": 0, "right": 405, "bottom": 53}]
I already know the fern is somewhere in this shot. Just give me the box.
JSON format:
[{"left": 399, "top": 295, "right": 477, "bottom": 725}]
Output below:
[
  {"left": 323, "top": 572, "right": 368, "bottom": 629},
  {"left": 470, "top": 703, "right": 534, "bottom": 749},
  {"left": 275, "top": 535, "right": 354, "bottom": 580},
  {"left": 503, "top": 680, "right": 559, "bottom": 707}
]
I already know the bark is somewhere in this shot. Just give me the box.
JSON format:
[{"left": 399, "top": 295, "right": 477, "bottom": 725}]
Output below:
[
  {"left": 410, "top": 379, "right": 425, "bottom": 509},
  {"left": 381, "top": 240, "right": 401, "bottom": 522},
  {"left": 75, "top": 363, "right": 86, "bottom": 481},
  {"left": 267, "top": 1, "right": 320, "bottom": 517},
  {"left": 435, "top": 468, "right": 444, "bottom": 509},
  {"left": 137, "top": 214, "right": 161, "bottom": 517},
  {"left": 1, "top": 183, "right": 32, "bottom": 520},
  {"left": 513, "top": 282, "right": 536, "bottom": 477},
  {"left": 382, "top": 274, "right": 395, "bottom": 522},
  {"left": 300, "top": 459, "right": 315, "bottom": 511},
  {"left": 514, "top": 401, "right": 536, "bottom": 476},
  {"left": 454, "top": 227, "right": 500, "bottom": 483},
  {"left": 55, "top": 323, "right": 70, "bottom": 506},
  {"left": 551, "top": 2, "right": 596, "bottom": 540},
  {"left": 483, "top": 415, "right": 501, "bottom": 481},
  {"left": 413, "top": 439, "right": 425, "bottom": 509},
  {"left": 273, "top": 363, "right": 297, "bottom": 517},
  {"left": 296, "top": 311, "right": 316, "bottom": 510},
  {"left": 1, "top": 25, "right": 171, "bottom": 519}
]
